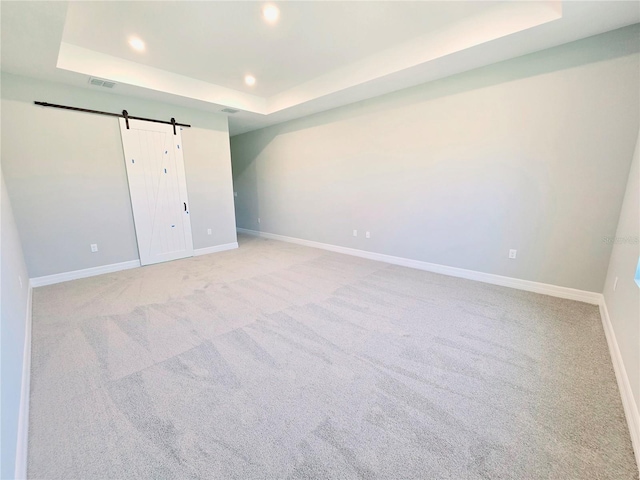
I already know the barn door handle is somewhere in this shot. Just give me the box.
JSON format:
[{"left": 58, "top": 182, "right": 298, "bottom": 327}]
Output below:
[{"left": 184, "top": 202, "right": 187, "bottom": 212}]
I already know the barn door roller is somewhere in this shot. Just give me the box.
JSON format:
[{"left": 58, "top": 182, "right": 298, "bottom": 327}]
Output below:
[{"left": 34, "top": 101, "right": 190, "bottom": 134}]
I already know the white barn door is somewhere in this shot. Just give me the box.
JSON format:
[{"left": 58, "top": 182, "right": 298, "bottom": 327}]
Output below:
[{"left": 119, "top": 118, "right": 193, "bottom": 266}]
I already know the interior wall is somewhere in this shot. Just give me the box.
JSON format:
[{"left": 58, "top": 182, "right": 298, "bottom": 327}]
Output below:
[
  {"left": 1, "top": 168, "right": 30, "bottom": 479},
  {"left": 604, "top": 126, "right": 640, "bottom": 421},
  {"left": 1, "top": 73, "right": 237, "bottom": 278},
  {"left": 231, "top": 25, "right": 640, "bottom": 293},
  {"left": 182, "top": 127, "right": 237, "bottom": 249}
]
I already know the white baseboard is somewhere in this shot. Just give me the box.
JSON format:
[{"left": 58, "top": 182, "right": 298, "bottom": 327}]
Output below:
[
  {"left": 28, "top": 242, "right": 240, "bottom": 288},
  {"left": 599, "top": 299, "right": 640, "bottom": 471},
  {"left": 29, "top": 260, "right": 141, "bottom": 288},
  {"left": 237, "top": 228, "right": 601, "bottom": 305},
  {"left": 194, "top": 242, "right": 238, "bottom": 256},
  {"left": 15, "top": 284, "right": 33, "bottom": 480},
  {"left": 29, "top": 243, "right": 239, "bottom": 287}
]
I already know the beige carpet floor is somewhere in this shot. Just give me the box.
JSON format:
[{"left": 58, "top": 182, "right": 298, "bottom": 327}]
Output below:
[{"left": 28, "top": 234, "right": 637, "bottom": 479}]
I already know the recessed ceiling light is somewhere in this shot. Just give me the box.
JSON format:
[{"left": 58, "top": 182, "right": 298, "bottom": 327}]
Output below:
[
  {"left": 245, "top": 75, "right": 256, "bottom": 86},
  {"left": 262, "top": 4, "right": 279, "bottom": 23},
  {"left": 128, "top": 37, "right": 145, "bottom": 52}
]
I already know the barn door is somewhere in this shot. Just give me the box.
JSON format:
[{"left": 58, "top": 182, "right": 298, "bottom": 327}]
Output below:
[{"left": 119, "top": 118, "right": 193, "bottom": 266}]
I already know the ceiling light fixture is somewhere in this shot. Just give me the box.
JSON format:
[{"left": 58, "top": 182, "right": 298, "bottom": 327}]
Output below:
[
  {"left": 128, "top": 37, "right": 145, "bottom": 52},
  {"left": 244, "top": 75, "right": 256, "bottom": 86},
  {"left": 262, "top": 4, "right": 279, "bottom": 23}
]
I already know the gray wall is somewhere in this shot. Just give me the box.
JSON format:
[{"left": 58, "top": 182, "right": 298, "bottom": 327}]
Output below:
[
  {"left": 1, "top": 168, "right": 30, "bottom": 479},
  {"left": 182, "top": 127, "right": 237, "bottom": 249},
  {"left": 1, "top": 73, "right": 237, "bottom": 278},
  {"left": 604, "top": 127, "right": 640, "bottom": 420},
  {"left": 231, "top": 26, "right": 640, "bottom": 293}
]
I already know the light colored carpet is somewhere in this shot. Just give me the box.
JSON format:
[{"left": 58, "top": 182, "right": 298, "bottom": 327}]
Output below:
[{"left": 28, "top": 234, "right": 637, "bottom": 479}]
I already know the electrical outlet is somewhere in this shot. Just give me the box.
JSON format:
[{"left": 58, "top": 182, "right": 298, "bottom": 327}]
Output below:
[
  {"left": 18, "top": 276, "right": 23, "bottom": 288},
  {"left": 91, "top": 244, "right": 98, "bottom": 253},
  {"left": 613, "top": 276, "right": 619, "bottom": 291},
  {"left": 258, "top": 218, "right": 261, "bottom": 224},
  {"left": 366, "top": 231, "right": 370, "bottom": 239},
  {"left": 508, "top": 249, "right": 517, "bottom": 259},
  {"left": 353, "top": 230, "right": 358, "bottom": 237},
  {"left": 207, "top": 228, "right": 212, "bottom": 235},
  {"left": 234, "top": 192, "right": 238, "bottom": 197}
]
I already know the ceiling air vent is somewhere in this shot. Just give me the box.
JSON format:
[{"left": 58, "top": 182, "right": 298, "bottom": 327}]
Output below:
[
  {"left": 88, "top": 77, "right": 116, "bottom": 88},
  {"left": 221, "top": 108, "right": 239, "bottom": 114}
]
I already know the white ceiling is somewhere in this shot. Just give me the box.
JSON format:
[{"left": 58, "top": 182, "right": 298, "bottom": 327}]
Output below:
[
  {"left": 1, "top": 1, "right": 639, "bottom": 136},
  {"left": 62, "top": 1, "right": 500, "bottom": 97}
]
